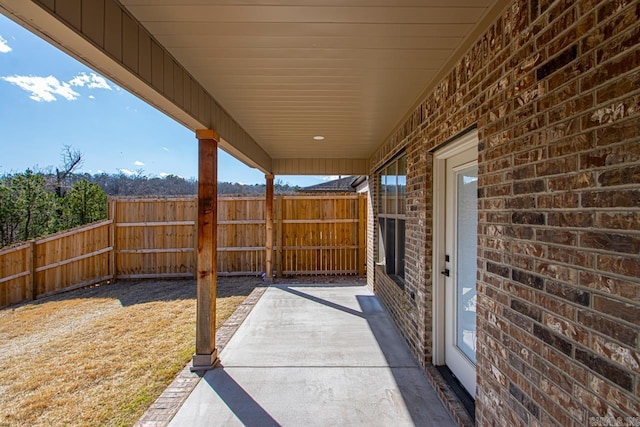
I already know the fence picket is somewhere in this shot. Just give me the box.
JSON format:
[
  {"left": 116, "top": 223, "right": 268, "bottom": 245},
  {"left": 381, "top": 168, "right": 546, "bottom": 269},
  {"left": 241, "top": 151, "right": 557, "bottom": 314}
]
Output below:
[{"left": 0, "top": 194, "right": 366, "bottom": 307}]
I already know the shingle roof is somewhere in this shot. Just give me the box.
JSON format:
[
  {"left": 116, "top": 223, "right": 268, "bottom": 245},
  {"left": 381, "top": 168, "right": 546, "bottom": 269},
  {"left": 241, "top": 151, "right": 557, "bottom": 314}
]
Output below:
[{"left": 299, "top": 176, "right": 358, "bottom": 193}]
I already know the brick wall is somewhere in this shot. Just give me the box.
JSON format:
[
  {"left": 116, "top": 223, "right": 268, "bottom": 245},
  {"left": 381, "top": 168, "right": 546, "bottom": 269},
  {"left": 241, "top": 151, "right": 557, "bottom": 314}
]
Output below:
[{"left": 370, "top": 0, "right": 640, "bottom": 425}]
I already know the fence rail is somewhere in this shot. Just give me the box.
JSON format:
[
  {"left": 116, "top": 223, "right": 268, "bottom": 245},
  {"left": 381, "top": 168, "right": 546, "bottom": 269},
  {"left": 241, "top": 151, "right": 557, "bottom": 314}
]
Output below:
[
  {"left": 0, "top": 220, "right": 113, "bottom": 306},
  {"left": 1, "top": 194, "right": 366, "bottom": 307}
]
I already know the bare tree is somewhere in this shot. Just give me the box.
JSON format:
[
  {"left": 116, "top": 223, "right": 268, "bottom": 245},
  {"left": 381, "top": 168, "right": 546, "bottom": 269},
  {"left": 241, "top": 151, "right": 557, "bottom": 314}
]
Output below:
[{"left": 55, "top": 145, "right": 83, "bottom": 198}]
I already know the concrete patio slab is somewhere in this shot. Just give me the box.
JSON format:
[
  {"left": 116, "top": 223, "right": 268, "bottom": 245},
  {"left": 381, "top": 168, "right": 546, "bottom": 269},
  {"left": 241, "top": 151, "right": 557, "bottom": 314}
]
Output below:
[{"left": 169, "top": 284, "right": 455, "bottom": 427}]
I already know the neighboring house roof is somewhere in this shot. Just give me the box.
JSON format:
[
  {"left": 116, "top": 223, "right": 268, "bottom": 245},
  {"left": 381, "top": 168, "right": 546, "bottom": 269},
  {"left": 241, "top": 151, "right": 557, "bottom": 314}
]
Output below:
[{"left": 300, "top": 176, "right": 362, "bottom": 193}]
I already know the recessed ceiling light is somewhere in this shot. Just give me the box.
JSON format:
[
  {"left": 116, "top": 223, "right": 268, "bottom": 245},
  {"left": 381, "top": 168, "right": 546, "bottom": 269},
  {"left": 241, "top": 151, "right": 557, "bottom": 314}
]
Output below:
[{"left": 313, "top": 135, "right": 325, "bottom": 141}]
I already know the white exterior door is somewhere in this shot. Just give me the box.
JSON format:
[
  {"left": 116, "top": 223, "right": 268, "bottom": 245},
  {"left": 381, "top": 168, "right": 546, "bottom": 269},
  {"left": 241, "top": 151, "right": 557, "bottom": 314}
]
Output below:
[{"left": 433, "top": 131, "right": 478, "bottom": 398}]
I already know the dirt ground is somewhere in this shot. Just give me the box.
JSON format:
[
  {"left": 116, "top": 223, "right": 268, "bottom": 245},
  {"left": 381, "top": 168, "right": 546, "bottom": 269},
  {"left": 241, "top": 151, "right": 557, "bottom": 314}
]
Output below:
[
  {"left": 0, "top": 277, "right": 259, "bottom": 427},
  {"left": 0, "top": 275, "right": 364, "bottom": 426}
]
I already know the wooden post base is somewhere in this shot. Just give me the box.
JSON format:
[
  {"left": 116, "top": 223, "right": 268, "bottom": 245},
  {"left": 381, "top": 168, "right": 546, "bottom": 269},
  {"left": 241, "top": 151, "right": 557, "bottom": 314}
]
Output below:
[{"left": 191, "top": 349, "right": 219, "bottom": 372}]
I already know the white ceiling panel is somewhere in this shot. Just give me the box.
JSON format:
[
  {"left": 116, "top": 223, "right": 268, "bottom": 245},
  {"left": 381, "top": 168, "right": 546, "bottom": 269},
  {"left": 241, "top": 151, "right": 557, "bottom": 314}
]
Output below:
[{"left": 119, "top": 0, "right": 507, "bottom": 166}]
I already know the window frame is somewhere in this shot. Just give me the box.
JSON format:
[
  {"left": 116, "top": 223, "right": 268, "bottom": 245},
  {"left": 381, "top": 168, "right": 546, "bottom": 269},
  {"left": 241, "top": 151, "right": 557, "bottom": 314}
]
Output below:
[{"left": 377, "top": 154, "right": 406, "bottom": 287}]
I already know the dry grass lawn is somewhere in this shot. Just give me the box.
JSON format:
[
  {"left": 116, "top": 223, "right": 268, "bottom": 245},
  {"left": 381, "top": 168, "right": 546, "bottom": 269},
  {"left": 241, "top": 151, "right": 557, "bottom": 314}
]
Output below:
[{"left": 0, "top": 278, "right": 259, "bottom": 427}]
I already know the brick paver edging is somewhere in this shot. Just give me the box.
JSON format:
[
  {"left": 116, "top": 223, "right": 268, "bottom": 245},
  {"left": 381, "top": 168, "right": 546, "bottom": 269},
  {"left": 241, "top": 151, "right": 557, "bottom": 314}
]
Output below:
[{"left": 135, "top": 285, "right": 268, "bottom": 427}]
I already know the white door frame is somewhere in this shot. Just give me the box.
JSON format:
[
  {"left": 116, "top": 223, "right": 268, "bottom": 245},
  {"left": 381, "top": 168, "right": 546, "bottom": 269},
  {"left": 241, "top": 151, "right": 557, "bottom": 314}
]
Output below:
[{"left": 432, "top": 129, "right": 478, "bottom": 367}]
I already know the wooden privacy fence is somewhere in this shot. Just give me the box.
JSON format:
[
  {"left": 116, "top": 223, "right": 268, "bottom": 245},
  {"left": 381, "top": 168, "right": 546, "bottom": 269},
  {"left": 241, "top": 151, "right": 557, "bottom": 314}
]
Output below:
[
  {"left": 110, "top": 197, "right": 197, "bottom": 280},
  {"left": 1, "top": 194, "right": 366, "bottom": 307},
  {"left": 112, "top": 194, "right": 367, "bottom": 278},
  {"left": 0, "top": 220, "right": 113, "bottom": 306}
]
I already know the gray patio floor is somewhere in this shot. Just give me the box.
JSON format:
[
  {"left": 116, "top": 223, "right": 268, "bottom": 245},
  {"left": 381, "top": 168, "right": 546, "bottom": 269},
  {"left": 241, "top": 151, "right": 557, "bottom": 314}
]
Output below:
[{"left": 169, "top": 283, "right": 456, "bottom": 427}]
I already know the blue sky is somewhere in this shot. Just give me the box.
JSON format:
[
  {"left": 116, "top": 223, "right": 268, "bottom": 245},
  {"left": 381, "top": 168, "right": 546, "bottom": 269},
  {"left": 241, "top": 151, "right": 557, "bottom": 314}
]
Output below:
[{"left": 0, "top": 14, "right": 329, "bottom": 187}]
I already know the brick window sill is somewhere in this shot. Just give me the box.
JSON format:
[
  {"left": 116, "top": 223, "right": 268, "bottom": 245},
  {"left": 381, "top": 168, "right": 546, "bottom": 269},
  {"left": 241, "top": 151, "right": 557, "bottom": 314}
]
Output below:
[{"left": 376, "top": 263, "right": 405, "bottom": 290}]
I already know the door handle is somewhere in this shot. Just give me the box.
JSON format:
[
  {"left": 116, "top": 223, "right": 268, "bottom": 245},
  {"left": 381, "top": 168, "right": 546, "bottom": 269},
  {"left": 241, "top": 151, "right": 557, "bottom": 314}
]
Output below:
[{"left": 441, "top": 268, "right": 450, "bottom": 277}]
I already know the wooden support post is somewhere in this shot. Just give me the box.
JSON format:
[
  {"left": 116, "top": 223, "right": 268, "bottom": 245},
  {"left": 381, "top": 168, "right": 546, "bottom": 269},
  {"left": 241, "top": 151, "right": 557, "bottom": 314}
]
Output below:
[
  {"left": 192, "top": 129, "right": 220, "bottom": 371},
  {"left": 275, "top": 195, "right": 283, "bottom": 277},
  {"left": 265, "top": 174, "right": 274, "bottom": 282}
]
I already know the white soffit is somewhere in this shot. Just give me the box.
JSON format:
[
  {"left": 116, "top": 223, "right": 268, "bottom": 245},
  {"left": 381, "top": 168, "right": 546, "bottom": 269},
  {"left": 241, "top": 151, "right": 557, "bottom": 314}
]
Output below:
[{"left": 120, "top": 0, "right": 506, "bottom": 162}]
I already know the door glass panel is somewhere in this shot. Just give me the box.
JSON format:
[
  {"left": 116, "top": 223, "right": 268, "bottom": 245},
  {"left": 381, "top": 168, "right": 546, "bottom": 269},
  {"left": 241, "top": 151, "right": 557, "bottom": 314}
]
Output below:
[{"left": 456, "top": 165, "right": 478, "bottom": 364}]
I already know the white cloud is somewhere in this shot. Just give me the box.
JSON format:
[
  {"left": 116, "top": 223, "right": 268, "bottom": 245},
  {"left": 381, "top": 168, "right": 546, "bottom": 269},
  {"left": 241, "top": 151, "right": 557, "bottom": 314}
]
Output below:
[
  {"left": 133, "top": 160, "right": 145, "bottom": 166},
  {"left": 69, "top": 72, "right": 111, "bottom": 90},
  {"left": 0, "top": 36, "right": 12, "bottom": 53},
  {"left": 88, "top": 95, "right": 95, "bottom": 99},
  {"left": 119, "top": 168, "right": 136, "bottom": 176},
  {"left": 320, "top": 175, "right": 340, "bottom": 181},
  {"left": 1, "top": 75, "right": 79, "bottom": 102},
  {"left": 162, "top": 147, "right": 170, "bottom": 152},
  {"left": 159, "top": 172, "right": 170, "bottom": 177}
]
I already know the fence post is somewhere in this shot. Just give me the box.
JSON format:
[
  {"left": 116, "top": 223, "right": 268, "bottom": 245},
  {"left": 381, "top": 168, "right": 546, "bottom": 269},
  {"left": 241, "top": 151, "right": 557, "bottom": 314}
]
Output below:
[
  {"left": 194, "top": 196, "right": 198, "bottom": 279},
  {"left": 29, "top": 240, "right": 37, "bottom": 300},
  {"left": 275, "top": 195, "right": 283, "bottom": 277},
  {"left": 358, "top": 194, "right": 367, "bottom": 276},
  {"left": 265, "top": 175, "right": 274, "bottom": 282},
  {"left": 108, "top": 198, "right": 117, "bottom": 282}
]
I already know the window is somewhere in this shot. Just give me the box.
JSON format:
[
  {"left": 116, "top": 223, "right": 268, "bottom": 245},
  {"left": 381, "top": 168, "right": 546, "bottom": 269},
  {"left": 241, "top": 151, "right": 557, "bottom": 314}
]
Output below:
[{"left": 378, "top": 155, "right": 406, "bottom": 285}]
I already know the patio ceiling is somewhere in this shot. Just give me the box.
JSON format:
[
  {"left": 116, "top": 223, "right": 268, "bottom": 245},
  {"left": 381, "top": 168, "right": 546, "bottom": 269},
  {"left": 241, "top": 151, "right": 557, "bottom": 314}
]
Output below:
[
  {"left": 1, "top": 0, "right": 508, "bottom": 175},
  {"left": 120, "top": 0, "right": 507, "bottom": 164}
]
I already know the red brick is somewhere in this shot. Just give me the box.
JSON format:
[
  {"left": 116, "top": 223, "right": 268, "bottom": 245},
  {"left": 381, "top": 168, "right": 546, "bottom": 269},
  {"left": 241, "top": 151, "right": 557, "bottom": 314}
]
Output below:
[
  {"left": 536, "top": 229, "right": 577, "bottom": 246},
  {"left": 580, "top": 231, "right": 640, "bottom": 254},
  {"left": 597, "top": 254, "right": 640, "bottom": 279},
  {"left": 597, "top": 164, "right": 640, "bottom": 187},
  {"left": 595, "top": 212, "right": 640, "bottom": 231},
  {"left": 593, "top": 295, "right": 640, "bottom": 326},
  {"left": 536, "top": 192, "right": 580, "bottom": 209},
  {"left": 576, "top": 348, "right": 633, "bottom": 391},
  {"left": 547, "top": 172, "right": 596, "bottom": 192},
  {"left": 548, "top": 246, "right": 595, "bottom": 269},
  {"left": 589, "top": 374, "right": 640, "bottom": 416},
  {"left": 578, "top": 310, "right": 638, "bottom": 347},
  {"left": 582, "top": 189, "right": 640, "bottom": 208},
  {"left": 580, "top": 47, "right": 640, "bottom": 92},
  {"left": 547, "top": 212, "right": 593, "bottom": 228},
  {"left": 590, "top": 335, "right": 640, "bottom": 372},
  {"left": 593, "top": 118, "right": 640, "bottom": 148},
  {"left": 579, "top": 271, "right": 640, "bottom": 302},
  {"left": 595, "top": 7, "right": 640, "bottom": 64},
  {"left": 547, "top": 132, "right": 594, "bottom": 157},
  {"left": 540, "top": 377, "right": 586, "bottom": 423},
  {"left": 369, "top": 1, "right": 640, "bottom": 425},
  {"left": 536, "top": 292, "right": 577, "bottom": 320}
]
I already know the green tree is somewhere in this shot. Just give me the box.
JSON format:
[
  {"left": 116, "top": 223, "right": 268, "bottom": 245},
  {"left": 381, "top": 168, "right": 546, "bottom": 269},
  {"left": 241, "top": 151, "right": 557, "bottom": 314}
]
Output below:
[
  {"left": 0, "top": 180, "right": 20, "bottom": 247},
  {"left": 63, "top": 179, "right": 107, "bottom": 227},
  {"left": 13, "top": 170, "right": 57, "bottom": 241}
]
